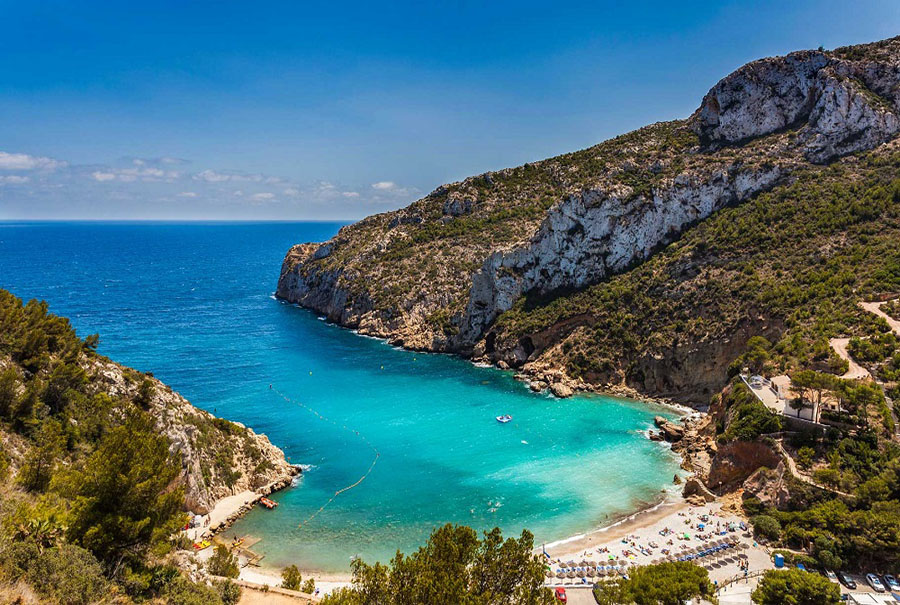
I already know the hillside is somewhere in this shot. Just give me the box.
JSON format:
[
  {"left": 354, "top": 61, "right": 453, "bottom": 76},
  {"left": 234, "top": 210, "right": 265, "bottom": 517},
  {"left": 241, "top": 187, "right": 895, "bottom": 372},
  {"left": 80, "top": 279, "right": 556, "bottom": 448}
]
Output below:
[
  {"left": 278, "top": 36, "right": 900, "bottom": 404},
  {"left": 0, "top": 289, "right": 297, "bottom": 603}
]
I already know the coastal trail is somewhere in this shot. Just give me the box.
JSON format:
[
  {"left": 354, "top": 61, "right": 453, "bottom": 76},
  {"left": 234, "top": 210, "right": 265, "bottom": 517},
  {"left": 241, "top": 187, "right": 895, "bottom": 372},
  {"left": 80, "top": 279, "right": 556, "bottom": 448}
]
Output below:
[{"left": 270, "top": 385, "right": 380, "bottom": 529}]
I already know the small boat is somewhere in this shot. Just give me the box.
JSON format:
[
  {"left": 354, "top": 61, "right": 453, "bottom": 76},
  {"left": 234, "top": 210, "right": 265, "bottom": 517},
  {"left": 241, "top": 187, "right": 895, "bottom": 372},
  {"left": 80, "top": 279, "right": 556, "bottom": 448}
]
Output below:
[
  {"left": 496, "top": 415, "right": 512, "bottom": 423},
  {"left": 259, "top": 497, "right": 278, "bottom": 509}
]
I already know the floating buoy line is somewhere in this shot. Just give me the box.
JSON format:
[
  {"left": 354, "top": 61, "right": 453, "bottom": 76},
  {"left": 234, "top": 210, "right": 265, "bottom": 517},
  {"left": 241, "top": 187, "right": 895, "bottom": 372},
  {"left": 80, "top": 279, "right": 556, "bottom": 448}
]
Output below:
[{"left": 269, "top": 385, "right": 380, "bottom": 529}]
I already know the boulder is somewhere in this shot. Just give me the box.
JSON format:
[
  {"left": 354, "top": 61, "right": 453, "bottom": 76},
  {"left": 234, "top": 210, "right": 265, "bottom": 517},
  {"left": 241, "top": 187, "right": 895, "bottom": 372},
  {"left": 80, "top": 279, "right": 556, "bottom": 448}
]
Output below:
[{"left": 550, "top": 382, "right": 574, "bottom": 398}]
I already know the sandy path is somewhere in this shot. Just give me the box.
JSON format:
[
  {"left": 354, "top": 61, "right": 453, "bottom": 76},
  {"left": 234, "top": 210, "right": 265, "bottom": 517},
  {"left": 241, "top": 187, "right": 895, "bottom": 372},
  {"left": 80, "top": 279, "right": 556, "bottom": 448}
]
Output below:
[
  {"left": 829, "top": 337, "right": 871, "bottom": 380},
  {"left": 860, "top": 300, "right": 900, "bottom": 337}
]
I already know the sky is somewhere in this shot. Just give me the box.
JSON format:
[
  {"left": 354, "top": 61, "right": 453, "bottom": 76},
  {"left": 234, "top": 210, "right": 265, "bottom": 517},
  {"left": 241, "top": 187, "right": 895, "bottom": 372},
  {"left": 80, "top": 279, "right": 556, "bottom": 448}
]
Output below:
[{"left": 1, "top": 1, "right": 899, "bottom": 220}]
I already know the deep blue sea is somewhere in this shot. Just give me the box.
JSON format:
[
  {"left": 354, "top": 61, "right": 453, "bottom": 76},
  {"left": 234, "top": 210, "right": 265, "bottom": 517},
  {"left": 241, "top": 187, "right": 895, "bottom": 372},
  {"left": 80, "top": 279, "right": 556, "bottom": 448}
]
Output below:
[{"left": 0, "top": 221, "right": 681, "bottom": 572}]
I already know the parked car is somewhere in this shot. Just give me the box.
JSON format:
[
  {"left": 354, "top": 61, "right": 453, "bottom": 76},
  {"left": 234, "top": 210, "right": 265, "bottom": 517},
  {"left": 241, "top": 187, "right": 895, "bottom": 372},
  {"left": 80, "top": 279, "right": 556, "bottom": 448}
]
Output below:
[
  {"left": 554, "top": 587, "right": 567, "bottom": 602},
  {"left": 883, "top": 574, "right": 900, "bottom": 591},
  {"left": 823, "top": 569, "right": 838, "bottom": 582},
  {"left": 866, "top": 573, "right": 885, "bottom": 592},
  {"left": 837, "top": 572, "right": 857, "bottom": 589}
]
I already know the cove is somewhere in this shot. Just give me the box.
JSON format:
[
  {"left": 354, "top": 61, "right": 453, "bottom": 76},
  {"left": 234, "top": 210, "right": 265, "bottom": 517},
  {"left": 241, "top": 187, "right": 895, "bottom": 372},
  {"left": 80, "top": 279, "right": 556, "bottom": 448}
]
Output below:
[{"left": 0, "top": 221, "right": 682, "bottom": 572}]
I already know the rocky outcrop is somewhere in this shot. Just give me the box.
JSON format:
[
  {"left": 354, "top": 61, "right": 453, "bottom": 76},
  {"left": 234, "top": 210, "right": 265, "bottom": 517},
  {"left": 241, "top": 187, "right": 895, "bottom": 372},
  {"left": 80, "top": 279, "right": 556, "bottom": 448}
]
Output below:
[
  {"left": 654, "top": 416, "right": 685, "bottom": 442},
  {"left": 86, "top": 358, "right": 300, "bottom": 514},
  {"left": 706, "top": 440, "right": 781, "bottom": 493},
  {"left": 695, "top": 47, "right": 900, "bottom": 163},
  {"left": 742, "top": 462, "right": 791, "bottom": 508}
]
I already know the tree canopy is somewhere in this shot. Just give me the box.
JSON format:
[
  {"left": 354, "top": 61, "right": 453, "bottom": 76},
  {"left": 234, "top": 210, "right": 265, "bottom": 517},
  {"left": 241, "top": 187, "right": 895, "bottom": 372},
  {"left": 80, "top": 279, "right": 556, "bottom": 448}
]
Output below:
[
  {"left": 321, "top": 524, "right": 553, "bottom": 605},
  {"left": 593, "top": 561, "right": 715, "bottom": 605},
  {"left": 751, "top": 569, "right": 840, "bottom": 605}
]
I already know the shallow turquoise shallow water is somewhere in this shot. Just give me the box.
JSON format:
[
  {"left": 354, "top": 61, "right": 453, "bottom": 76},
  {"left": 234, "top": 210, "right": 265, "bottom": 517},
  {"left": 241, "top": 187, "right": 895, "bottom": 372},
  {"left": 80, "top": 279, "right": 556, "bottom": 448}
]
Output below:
[{"left": 0, "top": 221, "right": 681, "bottom": 572}]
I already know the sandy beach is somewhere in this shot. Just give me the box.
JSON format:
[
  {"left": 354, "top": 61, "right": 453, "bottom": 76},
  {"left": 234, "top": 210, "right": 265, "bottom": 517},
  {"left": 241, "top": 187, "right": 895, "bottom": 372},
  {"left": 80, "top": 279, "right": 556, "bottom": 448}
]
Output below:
[{"left": 542, "top": 498, "right": 773, "bottom": 590}]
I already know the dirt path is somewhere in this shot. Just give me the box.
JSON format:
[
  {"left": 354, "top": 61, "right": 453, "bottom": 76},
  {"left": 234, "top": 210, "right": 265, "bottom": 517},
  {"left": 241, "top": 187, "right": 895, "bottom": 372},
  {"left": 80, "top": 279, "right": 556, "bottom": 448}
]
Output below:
[
  {"left": 860, "top": 300, "right": 900, "bottom": 337},
  {"left": 828, "top": 337, "right": 871, "bottom": 380},
  {"left": 776, "top": 441, "right": 854, "bottom": 498}
]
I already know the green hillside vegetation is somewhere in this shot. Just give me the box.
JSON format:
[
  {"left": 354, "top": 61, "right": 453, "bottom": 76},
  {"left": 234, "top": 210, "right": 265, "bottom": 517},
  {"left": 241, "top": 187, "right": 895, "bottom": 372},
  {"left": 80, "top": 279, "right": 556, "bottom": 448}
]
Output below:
[
  {"left": 493, "top": 148, "right": 900, "bottom": 389},
  {"left": 713, "top": 376, "right": 900, "bottom": 571},
  {"left": 0, "top": 290, "right": 240, "bottom": 604}
]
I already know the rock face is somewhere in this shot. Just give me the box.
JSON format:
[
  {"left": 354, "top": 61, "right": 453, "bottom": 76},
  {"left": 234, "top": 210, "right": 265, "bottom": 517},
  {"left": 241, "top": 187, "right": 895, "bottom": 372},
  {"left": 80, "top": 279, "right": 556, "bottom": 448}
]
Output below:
[
  {"left": 87, "top": 358, "right": 299, "bottom": 514},
  {"left": 706, "top": 440, "right": 781, "bottom": 492},
  {"left": 742, "top": 462, "right": 791, "bottom": 509},
  {"left": 696, "top": 48, "right": 900, "bottom": 162},
  {"left": 277, "top": 37, "right": 900, "bottom": 403},
  {"left": 457, "top": 164, "right": 783, "bottom": 346}
]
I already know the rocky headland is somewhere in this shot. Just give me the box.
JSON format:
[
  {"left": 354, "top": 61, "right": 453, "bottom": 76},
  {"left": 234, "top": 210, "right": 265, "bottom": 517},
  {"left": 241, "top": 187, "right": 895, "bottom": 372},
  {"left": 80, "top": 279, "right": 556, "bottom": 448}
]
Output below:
[{"left": 276, "top": 37, "right": 900, "bottom": 406}]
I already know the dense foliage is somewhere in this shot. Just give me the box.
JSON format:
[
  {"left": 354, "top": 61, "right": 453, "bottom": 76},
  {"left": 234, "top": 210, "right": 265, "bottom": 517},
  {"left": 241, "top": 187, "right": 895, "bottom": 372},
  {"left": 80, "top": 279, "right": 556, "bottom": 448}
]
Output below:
[
  {"left": 751, "top": 569, "right": 840, "bottom": 604},
  {"left": 0, "top": 290, "right": 240, "bottom": 603},
  {"left": 593, "top": 561, "right": 715, "bottom": 605},
  {"left": 321, "top": 524, "right": 554, "bottom": 605}
]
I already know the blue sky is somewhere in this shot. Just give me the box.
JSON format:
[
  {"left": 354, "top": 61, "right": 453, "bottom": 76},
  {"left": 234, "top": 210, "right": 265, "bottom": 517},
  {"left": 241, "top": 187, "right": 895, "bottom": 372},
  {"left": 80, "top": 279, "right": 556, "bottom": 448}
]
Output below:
[{"left": 1, "top": 1, "right": 899, "bottom": 220}]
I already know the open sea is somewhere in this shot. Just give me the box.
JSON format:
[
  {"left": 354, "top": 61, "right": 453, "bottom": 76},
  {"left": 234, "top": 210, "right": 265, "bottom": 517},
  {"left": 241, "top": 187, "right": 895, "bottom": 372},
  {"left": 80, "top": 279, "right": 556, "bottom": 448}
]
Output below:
[{"left": 0, "top": 221, "right": 681, "bottom": 572}]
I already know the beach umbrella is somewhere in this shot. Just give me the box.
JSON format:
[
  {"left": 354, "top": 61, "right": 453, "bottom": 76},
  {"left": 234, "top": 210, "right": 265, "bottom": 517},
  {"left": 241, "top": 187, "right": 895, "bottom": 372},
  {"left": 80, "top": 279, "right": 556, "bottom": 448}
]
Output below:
[
  {"left": 576, "top": 570, "right": 585, "bottom": 578},
  {"left": 588, "top": 560, "right": 596, "bottom": 566},
  {"left": 545, "top": 570, "right": 553, "bottom": 578},
  {"left": 566, "top": 571, "right": 576, "bottom": 579},
  {"left": 556, "top": 572, "right": 566, "bottom": 579},
  {"left": 580, "top": 560, "right": 589, "bottom": 566}
]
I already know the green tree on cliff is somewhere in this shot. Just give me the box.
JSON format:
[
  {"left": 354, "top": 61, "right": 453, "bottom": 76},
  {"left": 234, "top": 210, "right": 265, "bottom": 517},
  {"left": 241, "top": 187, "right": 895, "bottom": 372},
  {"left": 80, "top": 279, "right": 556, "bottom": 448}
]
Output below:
[{"left": 61, "top": 412, "right": 185, "bottom": 574}]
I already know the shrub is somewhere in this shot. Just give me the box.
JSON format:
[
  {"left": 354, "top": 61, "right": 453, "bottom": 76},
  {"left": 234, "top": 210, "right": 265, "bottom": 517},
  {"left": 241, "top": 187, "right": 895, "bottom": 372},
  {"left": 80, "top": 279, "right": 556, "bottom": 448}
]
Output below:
[
  {"left": 302, "top": 578, "right": 316, "bottom": 594},
  {"left": 282, "top": 564, "right": 302, "bottom": 590},
  {"left": 796, "top": 447, "right": 815, "bottom": 470},
  {"left": 751, "top": 515, "right": 782, "bottom": 541},
  {"left": 207, "top": 545, "right": 239, "bottom": 579},
  {"left": 14, "top": 543, "right": 108, "bottom": 605}
]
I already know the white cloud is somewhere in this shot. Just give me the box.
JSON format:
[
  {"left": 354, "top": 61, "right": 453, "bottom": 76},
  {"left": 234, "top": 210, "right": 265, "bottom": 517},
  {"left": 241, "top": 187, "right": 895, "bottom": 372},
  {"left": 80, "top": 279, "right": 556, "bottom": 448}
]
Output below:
[
  {"left": 194, "top": 169, "right": 231, "bottom": 183},
  {"left": 91, "top": 171, "right": 116, "bottom": 182},
  {"left": 193, "top": 169, "right": 262, "bottom": 183},
  {"left": 251, "top": 192, "right": 275, "bottom": 201},
  {"left": 342, "top": 191, "right": 360, "bottom": 198},
  {"left": 0, "top": 175, "right": 29, "bottom": 184},
  {"left": 283, "top": 188, "right": 300, "bottom": 196},
  {"left": 0, "top": 151, "right": 66, "bottom": 171},
  {"left": 178, "top": 191, "right": 198, "bottom": 198},
  {"left": 371, "top": 181, "right": 397, "bottom": 191}
]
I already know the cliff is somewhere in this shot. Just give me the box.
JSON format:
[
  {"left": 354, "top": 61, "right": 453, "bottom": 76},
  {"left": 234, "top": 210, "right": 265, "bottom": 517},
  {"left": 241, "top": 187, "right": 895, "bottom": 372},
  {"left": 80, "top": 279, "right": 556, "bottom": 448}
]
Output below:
[
  {"left": 277, "top": 36, "right": 900, "bottom": 404},
  {"left": 85, "top": 358, "right": 298, "bottom": 514}
]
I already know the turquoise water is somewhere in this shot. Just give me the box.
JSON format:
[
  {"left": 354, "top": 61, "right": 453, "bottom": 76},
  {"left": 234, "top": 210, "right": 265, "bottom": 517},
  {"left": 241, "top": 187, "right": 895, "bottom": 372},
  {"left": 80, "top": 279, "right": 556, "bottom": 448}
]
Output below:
[{"left": 0, "top": 221, "right": 681, "bottom": 572}]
